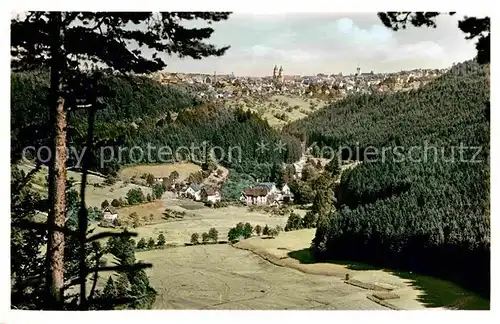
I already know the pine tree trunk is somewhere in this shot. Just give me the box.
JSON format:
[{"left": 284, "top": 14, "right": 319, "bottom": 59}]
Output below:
[{"left": 46, "top": 11, "right": 67, "bottom": 309}]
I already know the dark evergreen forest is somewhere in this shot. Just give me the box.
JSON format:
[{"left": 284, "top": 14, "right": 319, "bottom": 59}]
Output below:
[
  {"left": 285, "top": 60, "right": 490, "bottom": 297},
  {"left": 11, "top": 71, "right": 301, "bottom": 175}
]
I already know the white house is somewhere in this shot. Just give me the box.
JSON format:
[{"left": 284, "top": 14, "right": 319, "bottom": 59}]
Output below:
[
  {"left": 201, "top": 188, "right": 221, "bottom": 204},
  {"left": 241, "top": 182, "right": 280, "bottom": 206},
  {"left": 280, "top": 183, "right": 294, "bottom": 203},
  {"left": 241, "top": 187, "right": 271, "bottom": 205},
  {"left": 101, "top": 206, "right": 118, "bottom": 224},
  {"left": 184, "top": 183, "right": 202, "bottom": 201}
]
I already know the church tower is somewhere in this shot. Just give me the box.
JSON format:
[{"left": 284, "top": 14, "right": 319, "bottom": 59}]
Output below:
[
  {"left": 278, "top": 65, "right": 283, "bottom": 83},
  {"left": 273, "top": 65, "right": 278, "bottom": 80}
]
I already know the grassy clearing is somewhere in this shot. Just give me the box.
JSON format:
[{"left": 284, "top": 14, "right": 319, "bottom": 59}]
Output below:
[
  {"left": 391, "top": 271, "right": 489, "bottom": 310},
  {"left": 91, "top": 203, "right": 291, "bottom": 247},
  {"left": 119, "top": 162, "right": 201, "bottom": 181},
  {"left": 16, "top": 162, "right": 153, "bottom": 207},
  {"left": 287, "top": 247, "right": 489, "bottom": 309},
  {"left": 238, "top": 229, "right": 489, "bottom": 310},
  {"left": 227, "top": 95, "right": 328, "bottom": 129},
  {"left": 115, "top": 200, "right": 166, "bottom": 223},
  {"left": 135, "top": 244, "right": 386, "bottom": 310},
  {"left": 288, "top": 248, "right": 490, "bottom": 309}
]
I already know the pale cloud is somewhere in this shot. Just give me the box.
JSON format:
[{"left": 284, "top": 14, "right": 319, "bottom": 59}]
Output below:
[
  {"left": 388, "top": 41, "right": 447, "bottom": 62},
  {"left": 161, "top": 12, "right": 478, "bottom": 76}
]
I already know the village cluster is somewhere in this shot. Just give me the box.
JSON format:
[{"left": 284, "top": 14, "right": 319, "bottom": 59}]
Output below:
[
  {"left": 98, "top": 175, "right": 297, "bottom": 226},
  {"left": 145, "top": 64, "right": 449, "bottom": 100},
  {"left": 180, "top": 181, "right": 294, "bottom": 206}
]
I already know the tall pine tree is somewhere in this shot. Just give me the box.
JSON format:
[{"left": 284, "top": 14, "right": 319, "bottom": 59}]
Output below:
[{"left": 11, "top": 11, "right": 231, "bottom": 310}]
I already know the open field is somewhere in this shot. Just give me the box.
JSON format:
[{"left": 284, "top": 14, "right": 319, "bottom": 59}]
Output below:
[
  {"left": 84, "top": 181, "right": 153, "bottom": 208},
  {"left": 17, "top": 163, "right": 107, "bottom": 185},
  {"left": 136, "top": 244, "right": 386, "bottom": 310},
  {"left": 233, "top": 229, "right": 492, "bottom": 310},
  {"left": 92, "top": 201, "right": 307, "bottom": 245},
  {"left": 234, "top": 229, "right": 427, "bottom": 310},
  {"left": 119, "top": 162, "right": 201, "bottom": 181},
  {"left": 228, "top": 94, "right": 328, "bottom": 128},
  {"left": 17, "top": 162, "right": 158, "bottom": 207},
  {"left": 113, "top": 199, "right": 166, "bottom": 223}
]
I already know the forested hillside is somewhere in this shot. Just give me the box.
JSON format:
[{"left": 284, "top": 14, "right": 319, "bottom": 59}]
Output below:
[
  {"left": 11, "top": 71, "right": 301, "bottom": 175},
  {"left": 285, "top": 60, "right": 490, "bottom": 296}
]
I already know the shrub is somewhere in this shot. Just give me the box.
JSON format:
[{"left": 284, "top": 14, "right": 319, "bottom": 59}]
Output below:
[
  {"left": 169, "top": 171, "right": 179, "bottom": 182},
  {"left": 274, "top": 112, "right": 288, "bottom": 121},
  {"left": 136, "top": 238, "right": 147, "bottom": 249},
  {"left": 208, "top": 228, "right": 218, "bottom": 243},
  {"left": 98, "top": 220, "right": 116, "bottom": 228},
  {"left": 262, "top": 224, "right": 270, "bottom": 236},
  {"left": 187, "top": 171, "right": 205, "bottom": 184},
  {"left": 152, "top": 183, "right": 165, "bottom": 199},
  {"left": 285, "top": 213, "right": 303, "bottom": 231},
  {"left": 290, "top": 181, "right": 315, "bottom": 205},
  {"left": 213, "top": 201, "right": 228, "bottom": 208},
  {"left": 149, "top": 213, "right": 154, "bottom": 222},
  {"left": 101, "top": 199, "right": 110, "bottom": 209},
  {"left": 227, "top": 228, "right": 239, "bottom": 242},
  {"left": 104, "top": 175, "right": 117, "bottom": 186},
  {"left": 325, "top": 154, "right": 341, "bottom": 178},
  {"left": 268, "top": 228, "right": 279, "bottom": 238},
  {"left": 201, "top": 232, "right": 209, "bottom": 244},
  {"left": 147, "top": 237, "right": 156, "bottom": 249},
  {"left": 157, "top": 234, "right": 166, "bottom": 247},
  {"left": 235, "top": 222, "right": 245, "bottom": 232},
  {"left": 130, "top": 212, "right": 141, "bottom": 228},
  {"left": 126, "top": 188, "right": 145, "bottom": 205},
  {"left": 302, "top": 211, "right": 318, "bottom": 228},
  {"left": 111, "top": 199, "right": 121, "bottom": 207},
  {"left": 146, "top": 173, "right": 155, "bottom": 186},
  {"left": 146, "top": 194, "right": 152, "bottom": 202},
  {"left": 254, "top": 224, "right": 262, "bottom": 236},
  {"left": 243, "top": 222, "right": 253, "bottom": 239},
  {"left": 191, "top": 233, "right": 200, "bottom": 245}
]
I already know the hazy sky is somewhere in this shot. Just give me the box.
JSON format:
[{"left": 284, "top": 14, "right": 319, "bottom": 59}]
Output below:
[{"left": 161, "top": 13, "right": 477, "bottom": 76}]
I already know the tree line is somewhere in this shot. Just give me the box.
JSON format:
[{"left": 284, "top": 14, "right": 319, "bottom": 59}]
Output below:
[
  {"left": 286, "top": 60, "right": 490, "bottom": 297},
  {"left": 11, "top": 71, "right": 302, "bottom": 176}
]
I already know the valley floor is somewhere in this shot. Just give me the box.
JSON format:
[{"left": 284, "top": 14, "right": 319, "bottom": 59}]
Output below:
[
  {"left": 138, "top": 244, "right": 386, "bottom": 310},
  {"left": 234, "top": 230, "right": 428, "bottom": 310}
]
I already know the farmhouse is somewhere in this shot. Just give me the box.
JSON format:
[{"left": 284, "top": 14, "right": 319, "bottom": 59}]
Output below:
[
  {"left": 101, "top": 206, "right": 118, "bottom": 224},
  {"left": 281, "top": 183, "right": 294, "bottom": 202},
  {"left": 241, "top": 187, "right": 272, "bottom": 205},
  {"left": 241, "top": 182, "right": 293, "bottom": 205},
  {"left": 201, "top": 188, "right": 221, "bottom": 204},
  {"left": 183, "top": 183, "right": 202, "bottom": 201}
]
